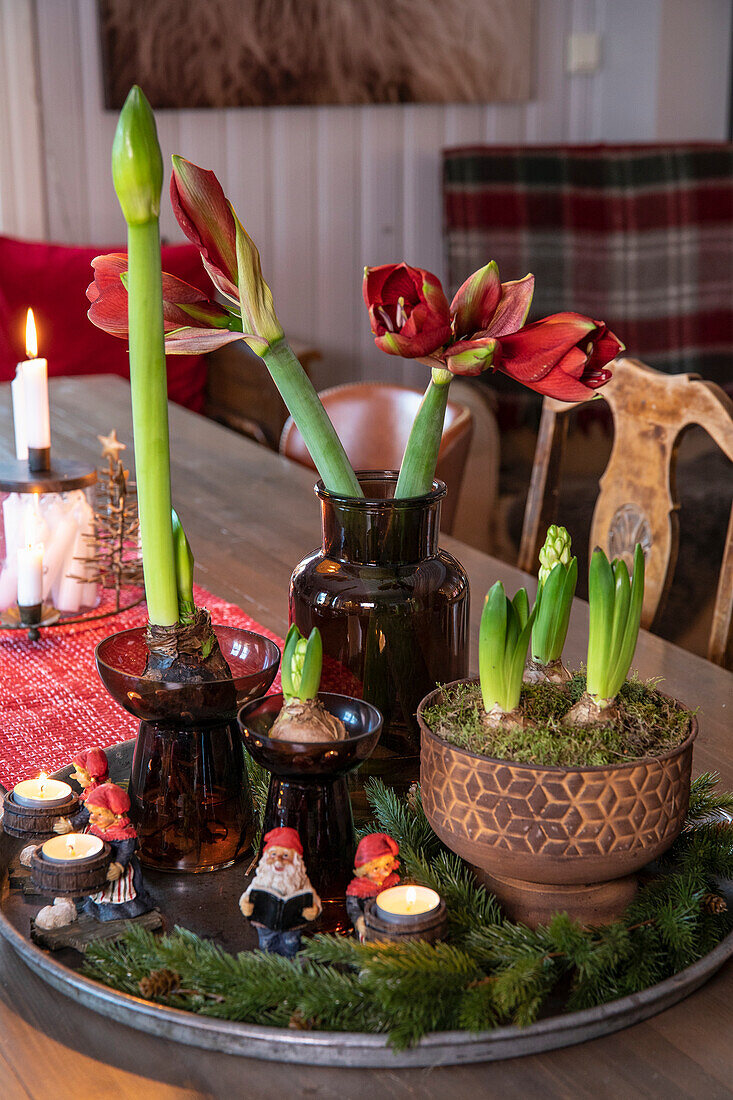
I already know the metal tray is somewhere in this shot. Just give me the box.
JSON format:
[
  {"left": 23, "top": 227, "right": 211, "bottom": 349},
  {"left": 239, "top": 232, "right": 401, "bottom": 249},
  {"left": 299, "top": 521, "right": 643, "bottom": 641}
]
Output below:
[{"left": 1, "top": 741, "right": 731, "bottom": 1069}]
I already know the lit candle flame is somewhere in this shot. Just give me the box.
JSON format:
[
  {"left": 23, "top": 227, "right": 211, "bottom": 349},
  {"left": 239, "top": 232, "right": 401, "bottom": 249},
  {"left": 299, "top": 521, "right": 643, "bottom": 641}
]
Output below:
[
  {"left": 38, "top": 771, "right": 48, "bottom": 794},
  {"left": 406, "top": 886, "right": 417, "bottom": 912},
  {"left": 66, "top": 836, "right": 76, "bottom": 857},
  {"left": 25, "top": 309, "right": 38, "bottom": 359}
]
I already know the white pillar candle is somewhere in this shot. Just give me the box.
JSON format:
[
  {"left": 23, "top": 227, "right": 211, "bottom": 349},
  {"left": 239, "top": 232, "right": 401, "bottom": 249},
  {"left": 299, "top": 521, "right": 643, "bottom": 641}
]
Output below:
[
  {"left": 11, "top": 371, "right": 28, "bottom": 460},
  {"left": 17, "top": 544, "right": 43, "bottom": 606},
  {"left": 54, "top": 522, "right": 87, "bottom": 612},
  {"left": 3, "top": 493, "right": 23, "bottom": 561},
  {"left": 19, "top": 310, "right": 50, "bottom": 450},
  {"left": 42, "top": 513, "right": 78, "bottom": 601},
  {"left": 13, "top": 775, "right": 72, "bottom": 808},
  {"left": 24, "top": 494, "right": 48, "bottom": 549},
  {"left": 0, "top": 562, "right": 18, "bottom": 610}
]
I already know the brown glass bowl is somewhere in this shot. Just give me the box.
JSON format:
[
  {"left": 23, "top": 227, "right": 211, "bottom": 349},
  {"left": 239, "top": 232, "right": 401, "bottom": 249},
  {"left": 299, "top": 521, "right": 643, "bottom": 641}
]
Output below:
[
  {"left": 95, "top": 626, "right": 280, "bottom": 722},
  {"left": 238, "top": 693, "right": 382, "bottom": 779}
]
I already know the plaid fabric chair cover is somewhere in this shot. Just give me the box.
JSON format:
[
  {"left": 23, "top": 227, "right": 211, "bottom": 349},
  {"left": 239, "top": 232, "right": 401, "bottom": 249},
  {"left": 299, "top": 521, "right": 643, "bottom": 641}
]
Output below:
[{"left": 443, "top": 144, "right": 733, "bottom": 386}]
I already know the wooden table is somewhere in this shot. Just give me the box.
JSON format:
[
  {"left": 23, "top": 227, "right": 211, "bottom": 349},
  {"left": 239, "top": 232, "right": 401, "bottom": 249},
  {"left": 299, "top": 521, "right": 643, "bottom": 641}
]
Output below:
[{"left": 1, "top": 377, "right": 731, "bottom": 1100}]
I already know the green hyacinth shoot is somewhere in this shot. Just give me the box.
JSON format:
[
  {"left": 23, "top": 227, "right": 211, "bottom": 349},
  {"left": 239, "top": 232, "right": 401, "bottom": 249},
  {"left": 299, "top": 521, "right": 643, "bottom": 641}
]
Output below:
[
  {"left": 281, "top": 625, "right": 323, "bottom": 703},
  {"left": 532, "top": 525, "right": 578, "bottom": 665},
  {"left": 586, "top": 544, "right": 645, "bottom": 706},
  {"left": 479, "top": 582, "right": 536, "bottom": 714}
]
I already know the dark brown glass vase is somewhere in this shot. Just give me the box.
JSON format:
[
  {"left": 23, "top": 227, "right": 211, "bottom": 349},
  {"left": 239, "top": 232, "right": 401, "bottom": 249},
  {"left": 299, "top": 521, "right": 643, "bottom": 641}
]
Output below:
[
  {"left": 290, "top": 472, "right": 469, "bottom": 790},
  {"left": 95, "top": 626, "right": 280, "bottom": 873}
]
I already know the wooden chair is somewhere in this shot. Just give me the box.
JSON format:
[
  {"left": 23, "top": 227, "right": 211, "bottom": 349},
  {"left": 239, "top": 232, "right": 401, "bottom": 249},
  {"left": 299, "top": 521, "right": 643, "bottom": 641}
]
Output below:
[
  {"left": 518, "top": 358, "right": 733, "bottom": 667},
  {"left": 279, "top": 382, "right": 473, "bottom": 535}
]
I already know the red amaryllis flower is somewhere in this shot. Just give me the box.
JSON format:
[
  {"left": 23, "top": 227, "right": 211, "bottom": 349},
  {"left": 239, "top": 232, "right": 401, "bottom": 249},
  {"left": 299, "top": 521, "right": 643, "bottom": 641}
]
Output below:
[
  {"left": 86, "top": 253, "right": 244, "bottom": 354},
  {"left": 363, "top": 263, "right": 452, "bottom": 357},
  {"left": 492, "top": 312, "right": 624, "bottom": 401},
  {"left": 441, "top": 263, "right": 535, "bottom": 376},
  {"left": 170, "top": 156, "right": 239, "bottom": 302}
]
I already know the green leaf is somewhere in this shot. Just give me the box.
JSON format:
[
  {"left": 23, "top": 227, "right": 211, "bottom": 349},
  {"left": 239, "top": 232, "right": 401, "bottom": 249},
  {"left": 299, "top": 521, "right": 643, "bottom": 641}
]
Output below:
[
  {"left": 280, "top": 623, "right": 299, "bottom": 700},
  {"left": 609, "top": 544, "right": 645, "bottom": 694},
  {"left": 479, "top": 583, "right": 508, "bottom": 711},
  {"left": 587, "top": 547, "right": 615, "bottom": 700},
  {"left": 298, "top": 627, "right": 323, "bottom": 700}
]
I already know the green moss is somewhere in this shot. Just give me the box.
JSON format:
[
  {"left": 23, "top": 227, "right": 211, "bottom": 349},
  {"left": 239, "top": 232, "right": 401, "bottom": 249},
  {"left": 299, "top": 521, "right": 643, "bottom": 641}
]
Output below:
[{"left": 422, "top": 675, "right": 693, "bottom": 768}]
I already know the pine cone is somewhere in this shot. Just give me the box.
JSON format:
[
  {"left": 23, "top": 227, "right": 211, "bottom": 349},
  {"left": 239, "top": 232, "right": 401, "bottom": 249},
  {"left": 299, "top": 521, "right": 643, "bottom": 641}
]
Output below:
[
  {"left": 138, "top": 968, "right": 181, "bottom": 999},
  {"left": 703, "top": 893, "right": 728, "bottom": 915},
  {"left": 288, "top": 1010, "right": 313, "bottom": 1030}
]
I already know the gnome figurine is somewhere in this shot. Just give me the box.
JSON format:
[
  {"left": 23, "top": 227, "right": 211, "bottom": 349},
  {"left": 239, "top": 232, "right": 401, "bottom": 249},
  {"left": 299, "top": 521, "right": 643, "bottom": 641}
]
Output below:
[
  {"left": 21, "top": 747, "right": 111, "bottom": 869},
  {"left": 54, "top": 747, "right": 110, "bottom": 834},
  {"left": 239, "top": 827, "right": 321, "bottom": 958},
  {"left": 80, "top": 783, "right": 154, "bottom": 921},
  {"left": 346, "top": 833, "right": 400, "bottom": 941}
]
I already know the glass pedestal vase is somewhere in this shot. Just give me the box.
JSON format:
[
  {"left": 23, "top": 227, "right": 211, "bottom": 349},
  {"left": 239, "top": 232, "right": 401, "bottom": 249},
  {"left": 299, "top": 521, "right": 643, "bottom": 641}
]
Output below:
[
  {"left": 95, "top": 626, "right": 280, "bottom": 873},
  {"left": 289, "top": 472, "right": 469, "bottom": 797}
]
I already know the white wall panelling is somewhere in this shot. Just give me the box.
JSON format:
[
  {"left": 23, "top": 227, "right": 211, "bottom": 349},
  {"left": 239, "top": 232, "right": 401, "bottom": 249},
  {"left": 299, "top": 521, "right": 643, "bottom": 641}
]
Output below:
[
  {"left": 0, "top": 0, "right": 46, "bottom": 239},
  {"left": 1, "top": 0, "right": 730, "bottom": 387}
]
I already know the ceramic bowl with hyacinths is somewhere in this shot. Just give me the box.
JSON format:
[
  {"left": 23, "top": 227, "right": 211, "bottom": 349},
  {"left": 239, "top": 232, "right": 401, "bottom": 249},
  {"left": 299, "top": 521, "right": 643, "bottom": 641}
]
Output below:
[{"left": 418, "top": 528, "right": 697, "bottom": 928}]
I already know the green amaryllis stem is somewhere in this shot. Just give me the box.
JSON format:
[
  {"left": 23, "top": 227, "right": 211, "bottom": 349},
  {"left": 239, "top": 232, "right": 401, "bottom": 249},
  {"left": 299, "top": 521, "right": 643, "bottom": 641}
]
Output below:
[
  {"left": 395, "top": 367, "right": 452, "bottom": 499},
  {"left": 262, "top": 339, "right": 362, "bottom": 497},
  {"left": 112, "top": 86, "right": 178, "bottom": 626},
  {"left": 126, "top": 221, "right": 178, "bottom": 624}
]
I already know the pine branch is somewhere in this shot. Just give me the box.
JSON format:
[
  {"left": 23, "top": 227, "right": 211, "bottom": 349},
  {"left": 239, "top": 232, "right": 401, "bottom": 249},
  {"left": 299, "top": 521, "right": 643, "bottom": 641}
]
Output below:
[
  {"left": 363, "top": 778, "right": 444, "bottom": 864},
  {"left": 686, "top": 772, "right": 733, "bottom": 826},
  {"left": 83, "top": 776, "right": 733, "bottom": 1048}
]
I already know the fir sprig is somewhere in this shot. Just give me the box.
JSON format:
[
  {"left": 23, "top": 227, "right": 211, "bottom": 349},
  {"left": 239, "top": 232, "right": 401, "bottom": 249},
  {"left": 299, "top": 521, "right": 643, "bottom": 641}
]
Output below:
[{"left": 83, "top": 774, "right": 733, "bottom": 1050}]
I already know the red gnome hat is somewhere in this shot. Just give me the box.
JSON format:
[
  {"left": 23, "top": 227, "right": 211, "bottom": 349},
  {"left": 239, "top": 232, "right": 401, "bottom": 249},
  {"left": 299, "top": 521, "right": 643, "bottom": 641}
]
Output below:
[
  {"left": 85, "top": 782, "right": 136, "bottom": 840},
  {"left": 85, "top": 782, "right": 131, "bottom": 815},
  {"left": 354, "top": 832, "right": 399, "bottom": 867},
  {"left": 73, "top": 747, "right": 109, "bottom": 780},
  {"left": 263, "top": 826, "right": 303, "bottom": 855}
]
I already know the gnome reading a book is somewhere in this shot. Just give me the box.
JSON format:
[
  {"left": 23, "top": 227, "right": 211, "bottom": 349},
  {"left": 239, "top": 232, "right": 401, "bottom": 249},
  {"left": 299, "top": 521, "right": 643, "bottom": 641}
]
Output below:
[{"left": 239, "top": 827, "right": 321, "bottom": 957}]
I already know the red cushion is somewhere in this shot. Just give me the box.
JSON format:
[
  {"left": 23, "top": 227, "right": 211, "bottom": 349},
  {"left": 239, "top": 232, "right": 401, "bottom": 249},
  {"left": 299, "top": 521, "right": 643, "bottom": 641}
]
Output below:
[{"left": 0, "top": 235, "right": 212, "bottom": 412}]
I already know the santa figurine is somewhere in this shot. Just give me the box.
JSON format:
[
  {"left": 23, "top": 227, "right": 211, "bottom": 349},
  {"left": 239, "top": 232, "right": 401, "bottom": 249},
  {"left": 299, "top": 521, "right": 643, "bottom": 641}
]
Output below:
[
  {"left": 346, "top": 833, "right": 400, "bottom": 941},
  {"left": 54, "top": 747, "right": 110, "bottom": 834},
  {"left": 80, "top": 782, "right": 153, "bottom": 921},
  {"left": 239, "top": 827, "right": 321, "bottom": 958}
]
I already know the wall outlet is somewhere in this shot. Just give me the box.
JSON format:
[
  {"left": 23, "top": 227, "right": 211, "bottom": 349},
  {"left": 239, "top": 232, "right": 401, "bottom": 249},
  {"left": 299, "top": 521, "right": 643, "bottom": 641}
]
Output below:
[{"left": 566, "top": 33, "right": 602, "bottom": 75}]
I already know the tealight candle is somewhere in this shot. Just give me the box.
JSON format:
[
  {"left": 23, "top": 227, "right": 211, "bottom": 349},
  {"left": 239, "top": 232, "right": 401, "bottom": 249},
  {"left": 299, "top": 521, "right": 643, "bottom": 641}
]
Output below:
[
  {"left": 13, "top": 774, "right": 73, "bottom": 809},
  {"left": 41, "top": 833, "right": 104, "bottom": 863},
  {"left": 375, "top": 884, "right": 441, "bottom": 923}
]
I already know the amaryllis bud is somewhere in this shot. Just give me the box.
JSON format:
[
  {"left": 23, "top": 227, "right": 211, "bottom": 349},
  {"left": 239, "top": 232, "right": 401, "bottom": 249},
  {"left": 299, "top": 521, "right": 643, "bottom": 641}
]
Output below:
[{"left": 112, "top": 86, "right": 163, "bottom": 227}]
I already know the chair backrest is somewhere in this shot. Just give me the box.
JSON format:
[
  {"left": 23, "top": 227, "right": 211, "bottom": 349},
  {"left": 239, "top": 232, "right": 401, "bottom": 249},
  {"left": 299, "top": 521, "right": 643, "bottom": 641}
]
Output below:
[
  {"left": 279, "top": 382, "right": 473, "bottom": 534},
  {"left": 518, "top": 358, "right": 733, "bottom": 667}
]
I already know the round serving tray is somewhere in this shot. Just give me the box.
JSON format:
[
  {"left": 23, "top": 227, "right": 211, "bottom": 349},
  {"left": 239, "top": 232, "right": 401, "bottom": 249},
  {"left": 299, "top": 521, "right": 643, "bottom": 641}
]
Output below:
[{"left": 0, "top": 741, "right": 731, "bottom": 1068}]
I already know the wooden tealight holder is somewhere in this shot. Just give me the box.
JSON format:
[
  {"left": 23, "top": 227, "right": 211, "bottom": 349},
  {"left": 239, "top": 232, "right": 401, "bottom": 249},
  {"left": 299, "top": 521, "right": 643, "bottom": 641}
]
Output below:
[
  {"left": 30, "top": 842, "right": 111, "bottom": 897},
  {"left": 2, "top": 791, "right": 80, "bottom": 839},
  {"left": 363, "top": 897, "right": 447, "bottom": 945}
]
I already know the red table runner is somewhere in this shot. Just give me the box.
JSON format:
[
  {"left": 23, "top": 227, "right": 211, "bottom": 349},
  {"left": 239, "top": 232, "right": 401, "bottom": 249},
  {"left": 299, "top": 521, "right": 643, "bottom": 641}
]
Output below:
[{"left": 0, "top": 584, "right": 285, "bottom": 789}]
